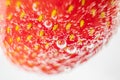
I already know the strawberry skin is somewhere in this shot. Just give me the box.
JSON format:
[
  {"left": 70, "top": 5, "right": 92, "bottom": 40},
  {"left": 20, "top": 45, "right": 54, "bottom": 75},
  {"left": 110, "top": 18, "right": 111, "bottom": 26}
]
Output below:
[{"left": 0, "top": 0, "right": 119, "bottom": 74}]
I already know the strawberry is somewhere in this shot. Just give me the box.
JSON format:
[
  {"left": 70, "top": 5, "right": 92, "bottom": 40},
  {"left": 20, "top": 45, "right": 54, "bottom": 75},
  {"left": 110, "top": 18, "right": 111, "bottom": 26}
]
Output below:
[{"left": 0, "top": 0, "right": 119, "bottom": 74}]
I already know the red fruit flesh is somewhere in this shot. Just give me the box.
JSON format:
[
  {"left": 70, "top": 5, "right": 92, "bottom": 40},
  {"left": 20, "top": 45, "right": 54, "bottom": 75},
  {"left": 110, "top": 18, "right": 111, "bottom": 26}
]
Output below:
[{"left": 0, "top": 0, "right": 119, "bottom": 74}]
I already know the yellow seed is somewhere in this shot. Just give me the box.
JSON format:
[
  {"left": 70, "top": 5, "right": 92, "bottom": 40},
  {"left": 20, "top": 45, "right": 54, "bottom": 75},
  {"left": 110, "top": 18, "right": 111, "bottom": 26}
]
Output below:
[
  {"left": 27, "top": 23, "right": 32, "bottom": 30},
  {"left": 31, "top": 52, "right": 37, "bottom": 58},
  {"left": 24, "top": 45, "right": 29, "bottom": 50},
  {"left": 67, "top": 5, "right": 74, "bottom": 13},
  {"left": 15, "top": 25, "right": 20, "bottom": 31},
  {"left": 45, "top": 43, "right": 49, "bottom": 48},
  {"left": 38, "top": 14, "right": 43, "bottom": 22},
  {"left": 100, "top": 12, "right": 106, "bottom": 18},
  {"left": 81, "top": 0, "right": 85, "bottom": 6},
  {"left": 16, "top": 37, "right": 20, "bottom": 42},
  {"left": 106, "top": 21, "right": 110, "bottom": 27},
  {"left": 34, "top": 45, "right": 39, "bottom": 50},
  {"left": 5, "top": 0, "right": 11, "bottom": 6},
  {"left": 111, "top": 0, "right": 115, "bottom": 6},
  {"left": 66, "top": 23, "right": 72, "bottom": 30},
  {"left": 6, "top": 27, "right": 11, "bottom": 33},
  {"left": 54, "top": 51, "right": 58, "bottom": 56},
  {"left": 89, "top": 28, "right": 95, "bottom": 36},
  {"left": 27, "top": 61, "right": 34, "bottom": 67},
  {"left": 7, "top": 13, "right": 13, "bottom": 20},
  {"left": 9, "top": 38, "right": 12, "bottom": 44},
  {"left": 16, "top": 47, "right": 21, "bottom": 51},
  {"left": 78, "top": 39, "right": 83, "bottom": 45},
  {"left": 20, "top": 11, "right": 26, "bottom": 19},
  {"left": 51, "top": 9, "right": 57, "bottom": 17},
  {"left": 26, "top": 35, "right": 32, "bottom": 41},
  {"left": 91, "top": 9, "right": 96, "bottom": 17},
  {"left": 52, "top": 24, "right": 58, "bottom": 31},
  {"left": 80, "top": 20, "right": 85, "bottom": 27},
  {"left": 16, "top": 1, "right": 21, "bottom": 9},
  {"left": 69, "top": 34, "right": 75, "bottom": 41},
  {"left": 18, "top": 59, "right": 24, "bottom": 64},
  {"left": 23, "top": 54, "right": 28, "bottom": 59},
  {"left": 39, "top": 30, "right": 44, "bottom": 37}
]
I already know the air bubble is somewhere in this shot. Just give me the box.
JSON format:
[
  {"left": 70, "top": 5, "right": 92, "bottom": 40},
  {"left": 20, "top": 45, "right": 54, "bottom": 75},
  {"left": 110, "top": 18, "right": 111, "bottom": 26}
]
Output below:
[
  {"left": 32, "top": 3, "right": 38, "bottom": 11},
  {"left": 56, "top": 40, "right": 67, "bottom": 49},
  {"left": 66, "top": 46, "right": 77, "bottom": 54},
  {"left": 43, "top": 20, "right": 52, "bottom": 28}
]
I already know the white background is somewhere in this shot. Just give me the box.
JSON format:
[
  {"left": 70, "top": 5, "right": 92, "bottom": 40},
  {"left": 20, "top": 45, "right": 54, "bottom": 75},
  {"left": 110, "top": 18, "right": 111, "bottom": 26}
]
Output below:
[{"left": 0, "top": 26, "right": 120, "bottom": 80}]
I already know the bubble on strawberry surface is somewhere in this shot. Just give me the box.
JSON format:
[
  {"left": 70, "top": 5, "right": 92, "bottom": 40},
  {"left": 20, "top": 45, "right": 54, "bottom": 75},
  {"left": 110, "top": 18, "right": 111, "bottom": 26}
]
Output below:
[
  {"left": 66, "top": 46, "right": 77, "bottom": 54},
  {"left": 56, "top": 39, "right": 67, "bottom": 49},
  {"left": 0, "top": 0, "right": 120, "bottom": 75},
  {"left": 43, "top": 20, "right": 53, "bottom": 28}
]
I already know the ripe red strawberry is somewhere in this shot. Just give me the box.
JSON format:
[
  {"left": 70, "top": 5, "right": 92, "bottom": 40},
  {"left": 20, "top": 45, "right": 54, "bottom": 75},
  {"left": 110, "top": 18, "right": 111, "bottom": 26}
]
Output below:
[{"left": 0, "top": 0, "right": 119, "bottom": 74}]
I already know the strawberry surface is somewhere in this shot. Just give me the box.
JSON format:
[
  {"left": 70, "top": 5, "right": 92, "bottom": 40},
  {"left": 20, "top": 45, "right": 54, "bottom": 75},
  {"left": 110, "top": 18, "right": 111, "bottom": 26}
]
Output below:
[{"left": 0, "top": 0, "right": 119, "bottom": 74}]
